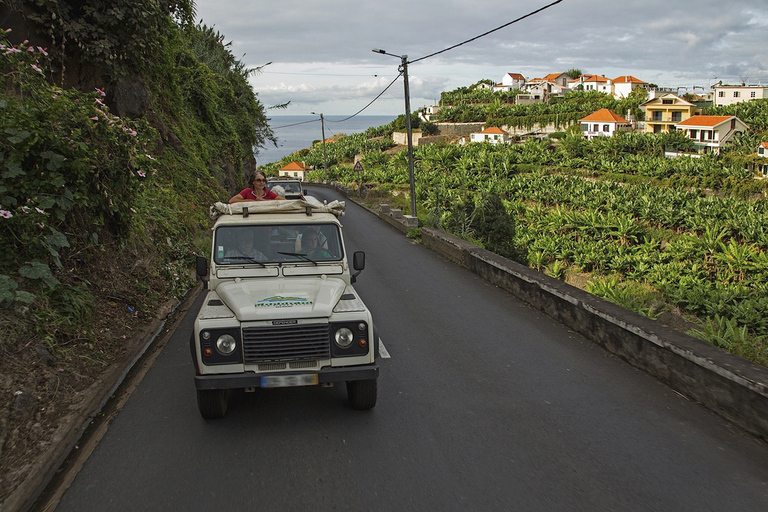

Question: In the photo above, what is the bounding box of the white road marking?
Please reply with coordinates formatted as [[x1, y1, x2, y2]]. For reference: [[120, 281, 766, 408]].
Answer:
[[378, 338, 391, 358]]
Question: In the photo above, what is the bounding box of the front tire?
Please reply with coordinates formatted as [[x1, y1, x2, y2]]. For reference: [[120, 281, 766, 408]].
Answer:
[[346, 379, 377, 410], [197, 389, 229, 419]]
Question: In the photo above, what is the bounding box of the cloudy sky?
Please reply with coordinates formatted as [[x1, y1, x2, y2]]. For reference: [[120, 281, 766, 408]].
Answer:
[[194, 0, 767, 116]]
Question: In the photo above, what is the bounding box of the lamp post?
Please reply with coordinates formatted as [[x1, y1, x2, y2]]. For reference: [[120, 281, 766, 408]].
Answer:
[[311, 112, 329, 183], [372, 48, 417, 217]]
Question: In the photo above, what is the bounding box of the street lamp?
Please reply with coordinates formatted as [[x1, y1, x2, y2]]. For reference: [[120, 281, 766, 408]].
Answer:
[[311, 112, 329, 183], [372, 48, 417, 217]]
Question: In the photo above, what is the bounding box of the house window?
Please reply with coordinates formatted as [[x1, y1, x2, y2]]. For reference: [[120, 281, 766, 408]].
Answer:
[[672, 112, 682, 122], [759, 147, 765, 155], [652, 112, 663, 121], [662, 99, 673, 104], [718, 91, 724, 97], [603, 125, 610, 132], [593, 124, 599, 132], [733, 91, 740, 98], [580, 123, 588, 131], [751, 92, 756, 98]]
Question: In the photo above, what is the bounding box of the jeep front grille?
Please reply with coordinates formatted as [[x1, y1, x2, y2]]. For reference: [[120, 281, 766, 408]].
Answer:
[[242, 324, 329, 363]]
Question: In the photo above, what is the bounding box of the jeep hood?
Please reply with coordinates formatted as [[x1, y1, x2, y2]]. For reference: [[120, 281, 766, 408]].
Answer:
[[216, 278, 346, 321]]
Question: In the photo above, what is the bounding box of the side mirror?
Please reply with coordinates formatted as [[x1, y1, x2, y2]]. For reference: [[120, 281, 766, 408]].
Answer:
[[196, 256, 208, 288], [353, 251, 365, 271], [351, 251, 365, 283]]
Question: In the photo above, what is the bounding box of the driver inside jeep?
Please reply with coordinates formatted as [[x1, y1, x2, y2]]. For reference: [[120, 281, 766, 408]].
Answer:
[[300, 227, 333, 259]]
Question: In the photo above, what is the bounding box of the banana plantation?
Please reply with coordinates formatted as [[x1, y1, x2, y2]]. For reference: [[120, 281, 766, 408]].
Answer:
[[264, 101, 768, 366]]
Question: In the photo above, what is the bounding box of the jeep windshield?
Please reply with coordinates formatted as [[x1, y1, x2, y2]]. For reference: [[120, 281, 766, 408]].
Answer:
[[214, 223, 343, 265]]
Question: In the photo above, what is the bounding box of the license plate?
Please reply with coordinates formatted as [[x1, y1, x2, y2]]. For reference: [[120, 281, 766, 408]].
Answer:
[[260, 374, 319, 388]]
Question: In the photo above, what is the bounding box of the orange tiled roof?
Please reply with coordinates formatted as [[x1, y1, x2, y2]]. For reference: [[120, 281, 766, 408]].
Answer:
[[613, 75, 647, 84], [505, 73, 525, 80], [579, 108, 628, 123], [543, 72, 565, 81], [480, 127, 507, 134], [676, 115, 734, 127], [758, 142, 768, 150], [582, 74, 610, 83], [280, 161, 307, 171]]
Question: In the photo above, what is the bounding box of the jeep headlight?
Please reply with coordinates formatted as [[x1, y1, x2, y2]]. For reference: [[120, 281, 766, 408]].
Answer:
[[334, 327, 354, 348], [216, 334, 237, 355]]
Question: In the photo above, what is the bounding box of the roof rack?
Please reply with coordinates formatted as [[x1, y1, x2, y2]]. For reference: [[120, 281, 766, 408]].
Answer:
[[209, 198, 345, 219]]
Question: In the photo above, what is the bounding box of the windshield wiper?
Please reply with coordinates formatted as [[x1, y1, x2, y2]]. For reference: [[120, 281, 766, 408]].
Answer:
[[224, 256, 266, 267], [278, 252, 318, 265]]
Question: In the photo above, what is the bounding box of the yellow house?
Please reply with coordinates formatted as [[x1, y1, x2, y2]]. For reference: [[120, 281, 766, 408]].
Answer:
[[639, 94, 700, 134]]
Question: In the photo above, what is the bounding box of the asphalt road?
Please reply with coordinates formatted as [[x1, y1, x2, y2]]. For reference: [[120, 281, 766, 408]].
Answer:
[[54, 186, 768, 511]]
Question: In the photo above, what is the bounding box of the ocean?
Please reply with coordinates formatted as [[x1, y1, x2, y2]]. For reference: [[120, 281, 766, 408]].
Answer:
[[257, 115, 397, 165]]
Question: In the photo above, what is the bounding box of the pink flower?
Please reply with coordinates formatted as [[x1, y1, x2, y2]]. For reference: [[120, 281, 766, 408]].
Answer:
[[145, 154, 155, 160], [27, 46, 34, 52], [5, 29, 11, 33], [30, 64, 42, 73], [37, 222, 44, 228], [137, 170, 146, 178], [90, 116, 99, 121], [95, 88, 106, 97], [35, 207, 44, 214], [0, 210, 12, 219], [37, 46, 48, 56]]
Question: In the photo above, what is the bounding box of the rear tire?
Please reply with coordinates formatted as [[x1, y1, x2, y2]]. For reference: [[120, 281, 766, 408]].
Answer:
[[197, 389, 229, 419], [346, 379, 377, 410]]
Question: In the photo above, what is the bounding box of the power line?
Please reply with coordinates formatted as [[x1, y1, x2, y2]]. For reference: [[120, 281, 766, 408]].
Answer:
[[410, 0, 565, 65]]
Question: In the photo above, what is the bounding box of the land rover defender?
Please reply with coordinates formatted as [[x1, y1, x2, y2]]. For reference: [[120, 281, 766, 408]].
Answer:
[[191, 199, 378, 418]]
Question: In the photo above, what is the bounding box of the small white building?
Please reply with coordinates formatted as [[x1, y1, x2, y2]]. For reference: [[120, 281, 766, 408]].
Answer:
[[470, 126, 510, 144], [753, 142, 768, 177], [279, 161, 308, 180], [579, 109, 632, 139], [713, 84, 768, 106], [611, 75, 648, 98], [501, 72, 526, 90], [674, 115, 749, 155]]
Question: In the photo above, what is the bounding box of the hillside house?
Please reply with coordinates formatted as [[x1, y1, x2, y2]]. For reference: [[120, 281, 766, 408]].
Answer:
[[674, 115, 748, 155], [753, 142, 768, 177], [570, 74, 611, 94], [420, 105, 441, 122], [640, 94, 699, 133], [579, 109, 632, 139], [524, 76, 568, 99], [612, 75, 648, 98], [499, 72, 526, 90], [713, 84, 768, 107], [470, 126, 510, 144], [279, 161, 308, 180]]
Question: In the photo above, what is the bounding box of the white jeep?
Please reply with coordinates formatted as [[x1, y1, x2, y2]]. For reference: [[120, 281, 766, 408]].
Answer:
[[192, 199, 378, 418]]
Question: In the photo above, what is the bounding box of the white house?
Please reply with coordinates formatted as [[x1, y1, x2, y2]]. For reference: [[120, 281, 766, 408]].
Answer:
[[579, 109, 632, 139], [279, 161, 308, 180], [753, 142, 768, 177], [612, 75, 648, 98], [569, 74, 612, 94], [501, 72, 526, 90], [713, 84, 768, 106], [470, 126, 510, 144], [674, 115, 749, 155]]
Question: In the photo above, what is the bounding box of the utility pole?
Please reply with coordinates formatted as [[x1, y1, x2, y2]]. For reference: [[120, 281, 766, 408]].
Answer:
[[312, 112, 329, 183], [372, 49, 417, 218]]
